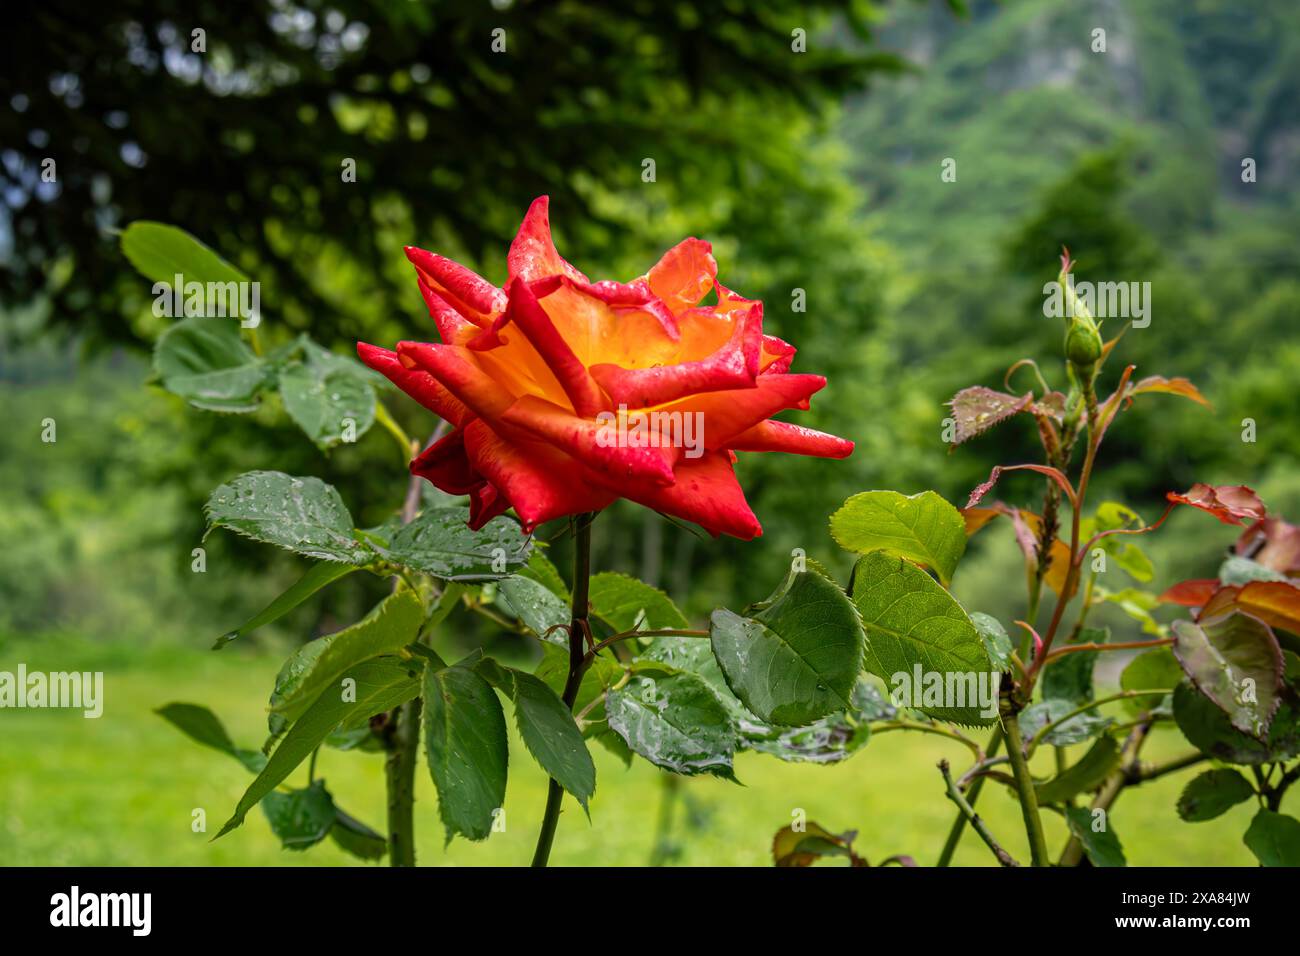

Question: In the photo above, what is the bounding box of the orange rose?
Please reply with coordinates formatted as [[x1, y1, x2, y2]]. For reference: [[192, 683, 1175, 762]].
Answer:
[[358, 197, 851, 539]]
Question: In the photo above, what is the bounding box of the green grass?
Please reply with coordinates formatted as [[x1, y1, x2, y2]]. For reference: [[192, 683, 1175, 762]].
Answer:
[[0, 634, 1277, 867]]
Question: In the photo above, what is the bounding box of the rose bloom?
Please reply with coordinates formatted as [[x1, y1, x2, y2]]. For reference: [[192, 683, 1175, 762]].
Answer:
[[358, 197, 852, 539]]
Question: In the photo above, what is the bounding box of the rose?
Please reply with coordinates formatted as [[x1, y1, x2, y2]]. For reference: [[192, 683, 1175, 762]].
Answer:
[[358, 196, 852, 539]]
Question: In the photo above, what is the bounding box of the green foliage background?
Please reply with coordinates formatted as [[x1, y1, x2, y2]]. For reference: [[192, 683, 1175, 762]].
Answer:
[[2, 0, 1298, 864]]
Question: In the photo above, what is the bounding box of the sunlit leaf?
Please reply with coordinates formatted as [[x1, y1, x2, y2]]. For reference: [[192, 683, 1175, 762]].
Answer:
[[830, 490, 966, 585]]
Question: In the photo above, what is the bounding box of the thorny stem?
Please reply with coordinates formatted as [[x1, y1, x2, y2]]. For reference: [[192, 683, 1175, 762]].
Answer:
[[936, 727, 1003, 866], [384, 422, 447, 867], [1002, 701, 1049, 866], [938, 760, 1019, 867], [531, 512, 597, 867]]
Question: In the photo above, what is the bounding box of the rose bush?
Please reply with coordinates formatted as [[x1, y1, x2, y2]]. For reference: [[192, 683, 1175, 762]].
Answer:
[[358, 196, 852, 539]]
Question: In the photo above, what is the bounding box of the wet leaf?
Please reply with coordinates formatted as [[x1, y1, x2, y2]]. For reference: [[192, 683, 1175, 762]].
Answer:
[[1172, 611, 1282, 737], [606, 670, 735, 778], [279, 340, 378, 450], [588, 572, 688, 632], [1172, 681, 1300, 765], [946, 386, 1033, 446], [970, 612, 1014, 672], [206, 470, 375, 564], [217, 657, 423, 838], [154, 316, 270, 412], [423, 661, 509, 843], [497, 575, 569, 640], [385, 507, 531, 580], [269, 590, 424, 723], [475, 659, 595, 809], [711, 567, 864, 726], [261, 781, 335, 851], [215, 561, 358, 649]]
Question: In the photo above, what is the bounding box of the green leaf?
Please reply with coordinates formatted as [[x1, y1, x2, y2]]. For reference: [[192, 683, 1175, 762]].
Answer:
[[850, 551, 993, 725], [330, 806, 387, 860], [384, 507, 531, 580], [215, 561, 358, 649], [970, 612, 1013, 672], [1096, 587, 1166, 636], [606, 670, 735, 777], [1020, 698, 1113, 746], [121, 221, 249, 287], [1035, 735, 1120, 804], [1042, 629, 1104, 705], [1113, 543, 1155, 582], [1172, 681, 1300, 765], [710, 568, 865, 726], [1172, 611, 1283, 737], [422, 662, 509, 842], [155, 702, 266, 773], [270, 590, 424, 723], [1177, 769, 1255, 822], [588, 572, 688, 632], [518, 550, 569, 602], [206, 471, 375, 564], [476, 659, 596, 809], [261, 781, 335, 851], [1065, 806, 1126, 867], [497, 575, 570, 641], [1219, 555, 1288, 586], [1120, 648, 1182, 715], [740, 680, 888, 764], [1243, 809, 1300, 866], [154, 316, 269, 412], [278, 340, 378, 450], [535, 643, 623, 727], [830, 490, 966, 585], [217, 656, 422, 839]]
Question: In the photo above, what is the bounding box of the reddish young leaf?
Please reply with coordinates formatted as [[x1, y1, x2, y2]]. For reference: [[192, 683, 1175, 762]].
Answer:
[[1166, 484, 1266, 526], [1237, 518, 1300, 575], [1197, 585, 1240, 622], [1159, 579, 1220, 608], [947, 387, 1033, 446], [1126, 375, 1212, 408], [1236, 582, 1300, 638], [967, 464, 1076, 510]]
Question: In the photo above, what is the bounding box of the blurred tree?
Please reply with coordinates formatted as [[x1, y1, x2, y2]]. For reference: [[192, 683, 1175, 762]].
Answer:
[[1, 0, 909, 349]]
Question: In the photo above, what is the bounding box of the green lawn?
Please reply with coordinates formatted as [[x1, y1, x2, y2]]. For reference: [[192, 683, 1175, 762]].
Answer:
[[0, 634, 1274, 867]]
